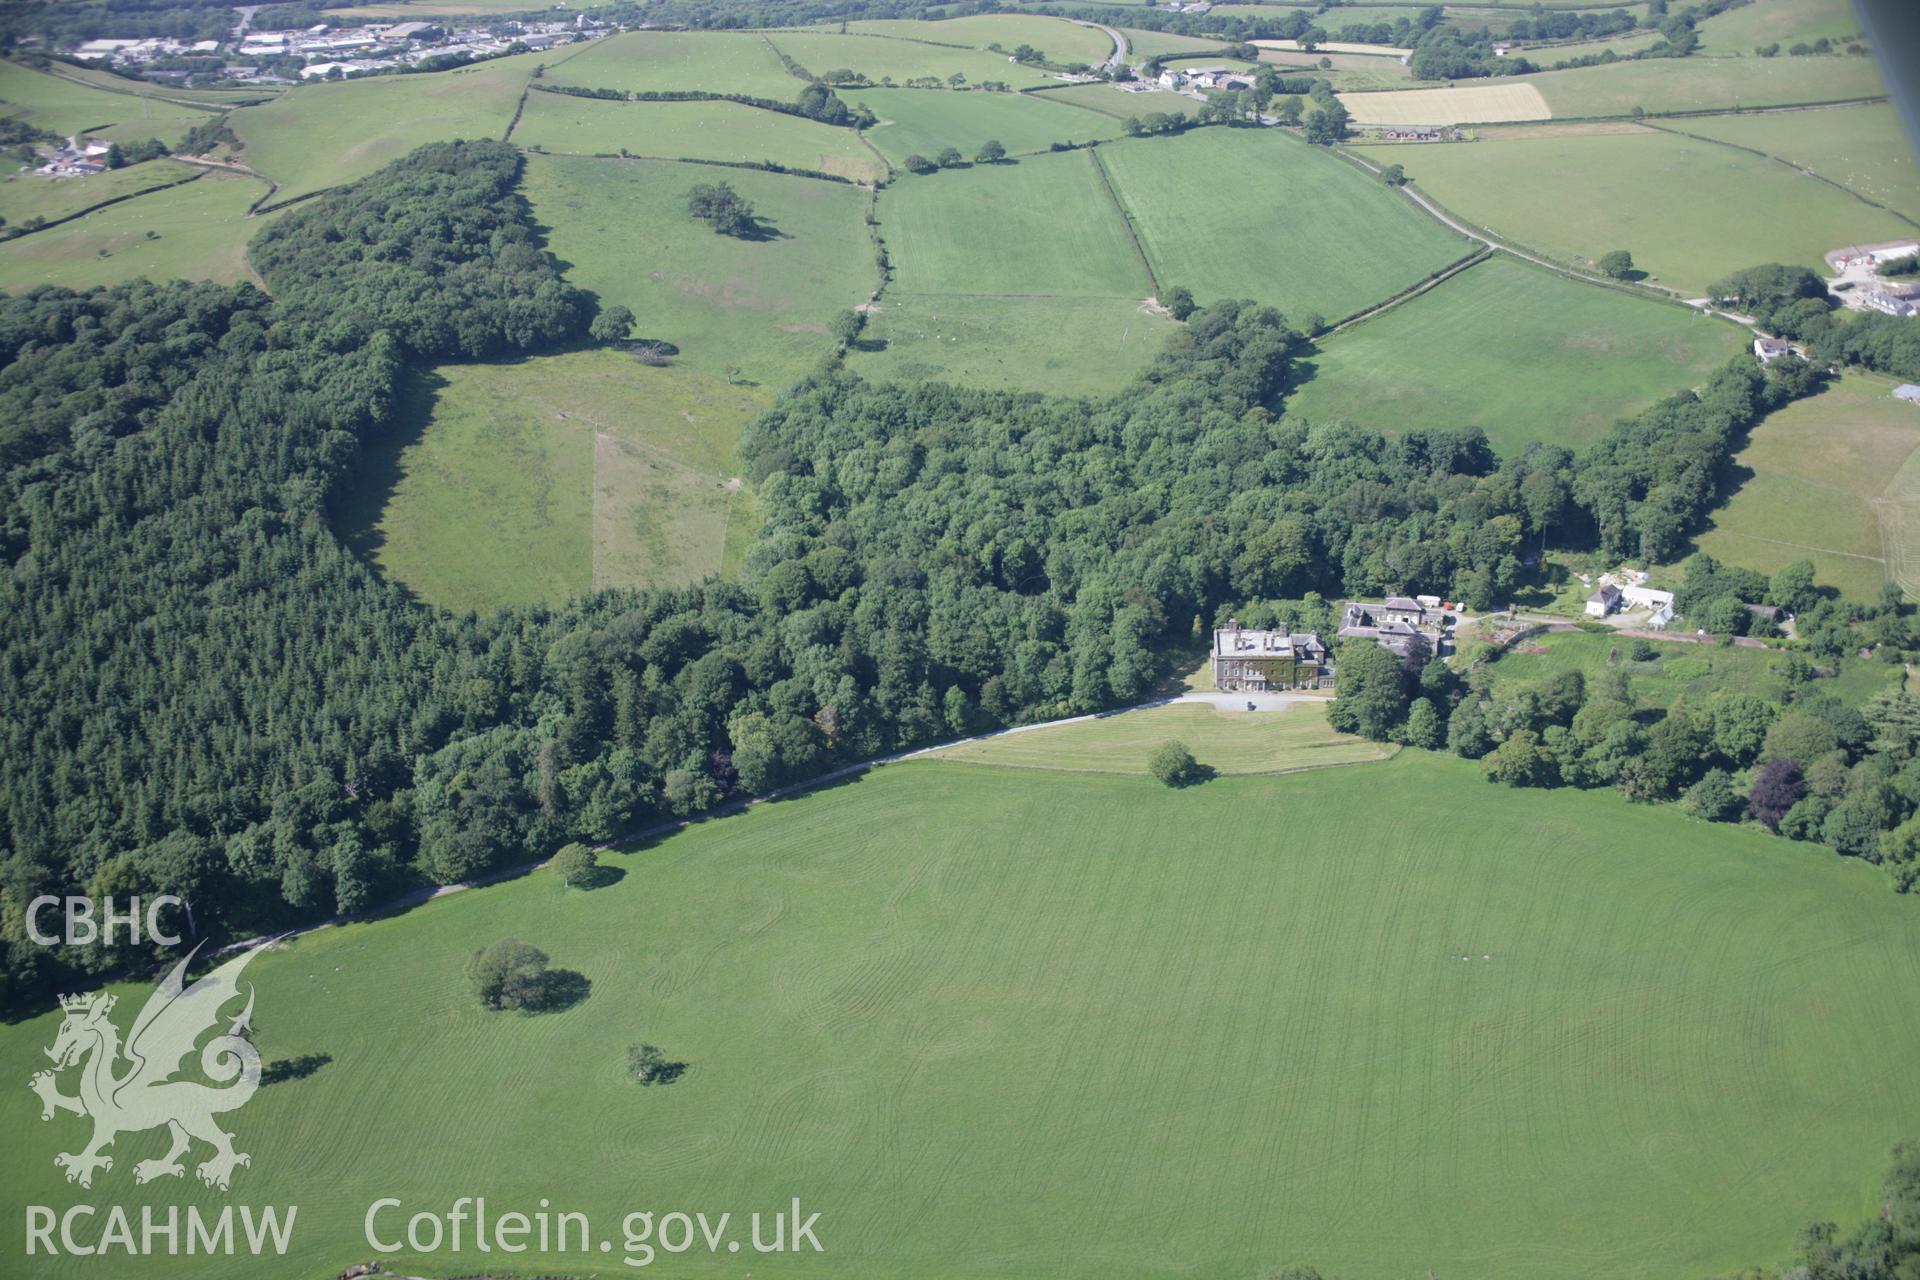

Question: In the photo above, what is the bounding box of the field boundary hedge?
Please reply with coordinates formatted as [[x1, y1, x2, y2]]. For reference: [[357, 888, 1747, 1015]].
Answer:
[[1086, 142, 1162, 296]]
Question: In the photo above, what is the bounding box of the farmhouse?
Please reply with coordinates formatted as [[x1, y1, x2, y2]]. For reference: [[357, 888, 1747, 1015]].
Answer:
[[1585, 583, 1621, 617], [1753, 336, 1794, 362], [1211, 622, 1334, 691]]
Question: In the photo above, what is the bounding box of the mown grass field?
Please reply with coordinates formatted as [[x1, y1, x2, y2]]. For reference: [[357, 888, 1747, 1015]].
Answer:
[[1287, 255, 1748, 454], [843, 15, 1114, 66], [1339, 81, 1552, 125], [1096, 126, 1472, 322], [928, 699, 1393, 773], [880, 147, 1150, 296], [842, 88, 1117, 164], [1675, 103, 1920, 222], [1482, 628, 1904, 708], [0, 168, 273, 292], [6, 753, 1920, 1280], [335, 349, 763, 612], [0, 157, 197, 228], [1519, 54, 1888, 118], [761, 30, 1060, 89], [1680, 372, 1920, 602], [0, 59, 222, 147], [228, 49, 546, 204], [852, 292, 1176, 395], [542, 30, 808, 100], [523, 154, 876, 389], [1370, 127, 1914, 295], [513, 94, 887, 183]]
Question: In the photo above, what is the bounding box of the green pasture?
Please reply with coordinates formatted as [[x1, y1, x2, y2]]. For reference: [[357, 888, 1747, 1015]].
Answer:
[[0, 168, 272, 291], [878, 147, 1150, 297], [0, 60, 220, 147], [1694, 0, 1863, 55], [1096, 125, 1473, 323], [513, 93, 887, 183], [0, 157, 198, 230], [228, 50, 546, 204], [6, 753, 1920, 1279], [760, 30, 1060, 89], [928, 698, 1394, 773], [842, 88, 1118, 164], [1117, 26, 1235, 60], [1287, 255, 1748, 454], [1026, 80, 1191, 119], [1682, 372, 1920, 603], [49, 63, 280, 107], [1674, 103, 1920, 222], [1519, 53, 1889, 118], [524, 154, 876, 389], [334, 349, 764, 613], [542, 30, 807, 100], [851, 291, 1177, 395], [1371, 126, 1914, 295], [842, 15, 1114, 66]]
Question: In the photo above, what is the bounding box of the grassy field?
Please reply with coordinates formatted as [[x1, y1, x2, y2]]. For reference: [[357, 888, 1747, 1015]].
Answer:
[[0, 157, 198, 229], [1482, 628, 1904, 708], [1694, 0, 1863, 55], [761, 30, 1060, 89], [851, 292, 1177, 395], [1117, 26, 1235, 60], [1519, 54, 1888, 118], [0, 59, 222, 147], [523, 154, 876, 389], [512, 94, 888, 183], [335, 349, 764, 613], [1287, 255, 1749, 454], [228, 50, 545, 204], [1367, 128, 1915, 295], [7, 753, 1920, 1279], [542, 30, 808, 100], [1096, 125, 1473, 322], [928, 698, 1394, 773], [0, 168, 272, 291], [843, 88, 1118, 164], [1680, 372, 1920, 603], [1339, 81, 1551, 125], [1674, 103, 1920, 222], [880, 147, 1151, 296], [843, 15, 1114, 66]]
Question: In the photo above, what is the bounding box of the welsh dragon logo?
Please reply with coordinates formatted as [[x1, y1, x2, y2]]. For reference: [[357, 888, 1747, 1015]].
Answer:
[[30, 942, 264, 1191]]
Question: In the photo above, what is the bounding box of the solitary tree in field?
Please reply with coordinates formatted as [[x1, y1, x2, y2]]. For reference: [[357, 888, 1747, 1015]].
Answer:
[[686, 181, 757, 236], [1149, 740, 1202, 787], [1162, 285, 1196, 320], [975, 138, 1006, 163], [469, 939, 551, 1010], [1598, 249, 1635, 279], [550, 842, 598, 888], [589, 305, 634, 345], [936, 146, 965, 168], [904, 152, 937, 174], [1380, 162, 1406, 186]]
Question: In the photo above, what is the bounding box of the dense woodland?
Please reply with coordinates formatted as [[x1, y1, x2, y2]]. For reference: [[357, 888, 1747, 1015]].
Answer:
[[0, 133, 1843, 1008]]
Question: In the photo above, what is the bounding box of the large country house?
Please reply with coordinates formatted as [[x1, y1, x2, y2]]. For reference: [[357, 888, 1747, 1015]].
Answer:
[[1211, 622, 1334, 692]]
